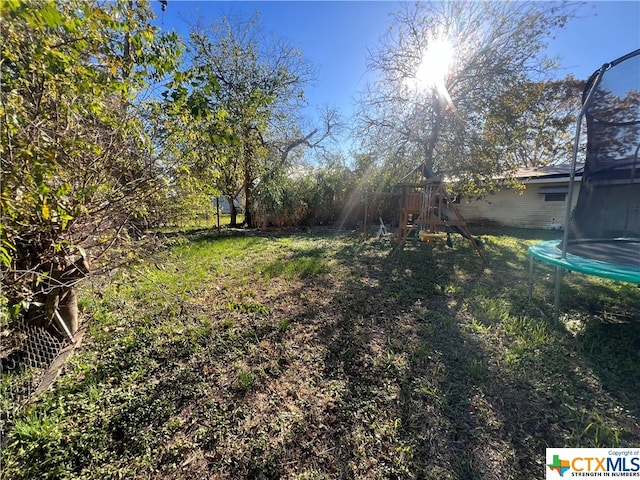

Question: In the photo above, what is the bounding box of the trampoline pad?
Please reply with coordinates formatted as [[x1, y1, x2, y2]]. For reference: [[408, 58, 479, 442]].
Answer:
[[528, 240, 640, 284], [565, 240, 640, 268]]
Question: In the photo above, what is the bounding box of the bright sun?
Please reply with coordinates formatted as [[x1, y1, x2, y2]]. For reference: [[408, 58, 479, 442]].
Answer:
[[407, 36, 455, 109]]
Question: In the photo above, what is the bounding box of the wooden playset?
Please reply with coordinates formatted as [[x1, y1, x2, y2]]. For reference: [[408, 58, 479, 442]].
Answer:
[[394, 164, 484, 257]]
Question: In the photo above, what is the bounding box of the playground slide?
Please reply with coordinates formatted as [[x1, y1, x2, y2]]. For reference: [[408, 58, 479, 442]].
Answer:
[[449, 224, 483, 248], [435, 207, 484, 248]]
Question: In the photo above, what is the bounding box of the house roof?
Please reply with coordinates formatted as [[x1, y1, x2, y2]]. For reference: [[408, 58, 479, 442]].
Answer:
[[399, 162, 584, 187], [515, 163, 584, 182]]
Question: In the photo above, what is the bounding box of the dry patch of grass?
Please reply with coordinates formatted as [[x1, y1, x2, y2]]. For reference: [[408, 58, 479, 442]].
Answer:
[[2, 228, 639, 479]]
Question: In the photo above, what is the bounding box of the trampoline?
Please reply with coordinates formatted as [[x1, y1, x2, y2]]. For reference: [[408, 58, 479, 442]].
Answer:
[[528, 48, 640, 322]]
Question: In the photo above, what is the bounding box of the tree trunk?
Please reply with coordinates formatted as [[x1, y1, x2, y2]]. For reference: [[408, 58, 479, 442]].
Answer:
[[423, 99, 443, 172], [244, 170, 253, 228], [242, 142, 254, 228], [56, 286, 79, 336], [43, 255, 88, 340], [227, 195, 238, 227], [35, 280, 79, 342]]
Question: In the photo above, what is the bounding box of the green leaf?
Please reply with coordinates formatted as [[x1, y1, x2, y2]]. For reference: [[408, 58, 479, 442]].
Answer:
[[0, 246, 13, 268], [39, 4, 64, 29], [35, 272, 49, 288]]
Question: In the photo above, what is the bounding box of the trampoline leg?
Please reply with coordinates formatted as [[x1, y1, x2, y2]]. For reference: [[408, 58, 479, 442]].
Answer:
[[528, 255, 534, 298], [553, 266, 561, 326]]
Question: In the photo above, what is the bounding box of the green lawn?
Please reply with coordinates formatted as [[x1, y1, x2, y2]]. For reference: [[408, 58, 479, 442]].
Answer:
[[2, 227, 639, 479], [155, 213, 246, 233]]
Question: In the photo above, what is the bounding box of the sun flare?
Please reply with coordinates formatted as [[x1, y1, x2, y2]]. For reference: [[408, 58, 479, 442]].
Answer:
[[415, 38, 453, 88], [406, 36, 456, 109]]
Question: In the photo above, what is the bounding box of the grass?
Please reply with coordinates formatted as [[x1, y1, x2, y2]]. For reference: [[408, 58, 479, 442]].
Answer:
[[1, 227, 639, 479], [157, 213, 246, 233]]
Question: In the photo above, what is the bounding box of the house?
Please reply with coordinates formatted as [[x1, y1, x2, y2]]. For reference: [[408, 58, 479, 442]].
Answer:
[[455, 163, 583, 229], [214, 196, 243, 214]]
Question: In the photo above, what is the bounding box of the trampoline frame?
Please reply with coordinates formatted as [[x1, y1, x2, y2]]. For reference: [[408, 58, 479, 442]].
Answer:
[[528, 50, 640, 324], [528, 240, 640, 284]]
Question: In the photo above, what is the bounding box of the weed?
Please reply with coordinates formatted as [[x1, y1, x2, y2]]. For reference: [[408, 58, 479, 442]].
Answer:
[[583, 420, 622, 447], [412, 341, 430, 360], [467, 358, 487, 382], [236, 369, 258, 392], [227, 301, 269, 315], [11, 412, 61, 443], [276, 318, 291, 333]]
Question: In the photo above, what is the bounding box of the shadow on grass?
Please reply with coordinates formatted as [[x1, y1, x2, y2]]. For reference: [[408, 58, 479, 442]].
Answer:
[[315, 241, 518, 478], [582, 318, 640, 401], [529, 258, 640, 423], [316, 232, 640, 477]]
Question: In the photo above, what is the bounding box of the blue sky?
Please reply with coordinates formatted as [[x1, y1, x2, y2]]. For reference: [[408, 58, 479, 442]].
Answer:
[[151, 1, 640, 124]]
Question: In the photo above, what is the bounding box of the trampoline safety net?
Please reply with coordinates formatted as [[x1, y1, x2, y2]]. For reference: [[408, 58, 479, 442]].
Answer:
[[565, 48, 640, 268]]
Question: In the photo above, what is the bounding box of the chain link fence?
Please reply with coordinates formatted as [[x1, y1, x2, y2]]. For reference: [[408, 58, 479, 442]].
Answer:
[[1, 319, 71, 440]]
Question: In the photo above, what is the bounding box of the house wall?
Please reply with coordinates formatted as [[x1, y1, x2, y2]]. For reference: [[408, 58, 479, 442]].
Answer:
[[456, 182, 581, 229], [214, 196, 243, 214]]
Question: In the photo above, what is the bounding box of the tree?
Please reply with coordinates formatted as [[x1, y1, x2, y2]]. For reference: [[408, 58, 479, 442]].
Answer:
[[252, 154, 357, 229], [251, 107, 343, 224], [0, 0, 181, 334], [186, 13, 316, 228], [154, 66, 237, 228], [483, 77, 584, 169], [355, 1, 578, 190]]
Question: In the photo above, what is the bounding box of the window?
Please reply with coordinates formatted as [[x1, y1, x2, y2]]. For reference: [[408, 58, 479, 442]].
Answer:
[[544, 193, 566, 202], [538, 186, 568, 202]]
